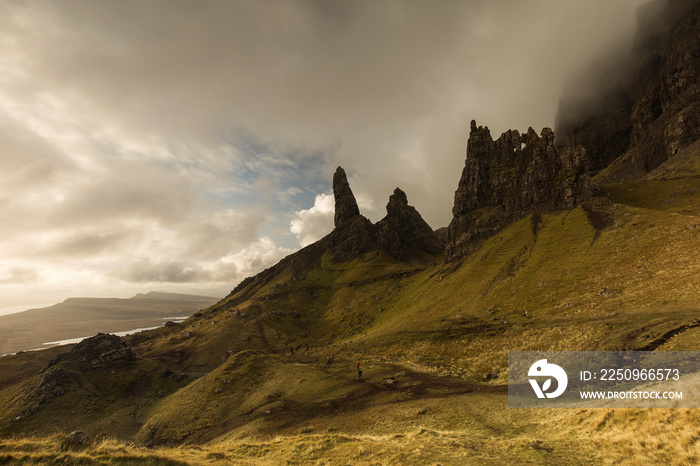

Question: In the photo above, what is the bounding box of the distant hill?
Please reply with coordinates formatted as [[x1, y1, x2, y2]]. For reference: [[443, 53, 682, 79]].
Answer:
[[0, 292, 220, 355]]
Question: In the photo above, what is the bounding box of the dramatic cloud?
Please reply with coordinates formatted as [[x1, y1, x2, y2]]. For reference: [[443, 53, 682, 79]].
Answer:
[[0, 0, 645, 308], [290, 193, 335, 247]]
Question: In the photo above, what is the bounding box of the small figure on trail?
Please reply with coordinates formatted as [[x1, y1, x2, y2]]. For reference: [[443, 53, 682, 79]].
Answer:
[[357, 360, 361, 370], [358, 369, 363, 381]]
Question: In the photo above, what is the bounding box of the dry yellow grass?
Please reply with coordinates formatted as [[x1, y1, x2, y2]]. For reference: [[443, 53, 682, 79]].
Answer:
[[559, 408, 700, 465], [2, 408, 697, 466]]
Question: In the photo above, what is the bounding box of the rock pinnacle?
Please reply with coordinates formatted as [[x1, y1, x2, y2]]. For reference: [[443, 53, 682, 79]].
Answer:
[[333, 166, 360, 228]]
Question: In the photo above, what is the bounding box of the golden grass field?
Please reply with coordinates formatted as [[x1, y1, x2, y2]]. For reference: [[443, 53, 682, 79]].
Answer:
[[1, 406, 698, 465]]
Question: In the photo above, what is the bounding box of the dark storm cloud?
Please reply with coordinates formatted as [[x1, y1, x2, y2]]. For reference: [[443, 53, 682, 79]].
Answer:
[[6, 1, 644, 147]]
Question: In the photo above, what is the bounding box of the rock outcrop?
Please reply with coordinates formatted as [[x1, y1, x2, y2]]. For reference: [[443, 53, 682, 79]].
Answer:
[[10, 367, 79, 422], [69, 431, 92, 448], [325, 214, 379, 262], [46, 333, 135, 369], [11, 334, 137, 424], [445, 121, 591, 260], [333, 167, 361, 227], [328, 173, 443, 262], [376, 188, 443, 260], [556, 0, 700, 181]]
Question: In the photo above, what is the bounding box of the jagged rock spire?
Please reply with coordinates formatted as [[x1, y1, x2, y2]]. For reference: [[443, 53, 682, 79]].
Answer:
[[333, 166, 360, 228], [377, 187, 443, 260], [227, 171, 444, 295], [445, 119, 591, 260], [386, 188, 408, 212]]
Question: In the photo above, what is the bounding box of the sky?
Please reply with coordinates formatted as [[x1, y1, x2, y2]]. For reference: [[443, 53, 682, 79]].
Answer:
[[0, 0, 645, 310]]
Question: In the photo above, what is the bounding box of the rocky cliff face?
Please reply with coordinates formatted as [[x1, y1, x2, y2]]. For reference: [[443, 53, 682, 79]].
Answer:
[[326, 166, 443, 262], [556, 0, 700, 181], [445, 121, 591, 260], [556, 78, 633, 173]]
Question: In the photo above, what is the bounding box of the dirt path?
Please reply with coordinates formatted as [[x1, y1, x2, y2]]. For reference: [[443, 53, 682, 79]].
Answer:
[[633, 319, 700, 351]]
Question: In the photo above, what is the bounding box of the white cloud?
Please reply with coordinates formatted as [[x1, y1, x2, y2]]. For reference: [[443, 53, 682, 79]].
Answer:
[[290, 193, 334, 247]]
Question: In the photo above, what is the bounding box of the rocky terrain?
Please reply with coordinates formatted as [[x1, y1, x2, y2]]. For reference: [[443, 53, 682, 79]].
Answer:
[[328, 166, 444, 261]]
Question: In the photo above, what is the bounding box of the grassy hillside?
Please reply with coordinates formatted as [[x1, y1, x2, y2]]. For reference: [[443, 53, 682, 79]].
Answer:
[[0, 173, 698, 464], [0, 408, 698, 464]]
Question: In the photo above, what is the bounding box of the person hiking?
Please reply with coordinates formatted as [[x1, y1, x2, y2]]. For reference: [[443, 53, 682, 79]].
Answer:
[[358, 368, 363, 381]]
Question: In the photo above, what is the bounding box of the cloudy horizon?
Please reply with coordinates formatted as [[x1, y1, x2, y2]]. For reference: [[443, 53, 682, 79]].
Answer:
[[0, 0, 645, 310]]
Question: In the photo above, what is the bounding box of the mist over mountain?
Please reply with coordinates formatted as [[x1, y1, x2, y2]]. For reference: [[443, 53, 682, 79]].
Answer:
[[556, 0, 700, 180]]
